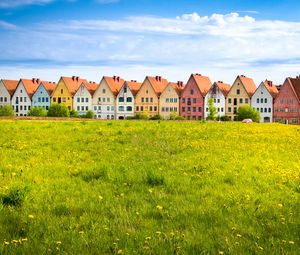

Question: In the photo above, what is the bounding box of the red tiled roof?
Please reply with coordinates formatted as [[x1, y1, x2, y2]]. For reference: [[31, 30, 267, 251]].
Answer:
[[20, 79, 40, 99], [263, 80, 279, 98], [191, 73, 212, 96], [61, 76, 88, 95], [215, 81, 231, 97], [127, 80, 142, 96], [167, 81, 185, 96], [103, 76, 125, 96], [147, 76, 169, 96], [238, 75, 257, 96], [85, 81, 98, 96], [41, 81, 56, 95], [288, 77, 300, 101], [2, 79, 19, 97]]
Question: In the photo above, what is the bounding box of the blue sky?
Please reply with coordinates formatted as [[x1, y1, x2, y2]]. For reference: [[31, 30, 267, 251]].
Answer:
[[1, 0, 300, 84]]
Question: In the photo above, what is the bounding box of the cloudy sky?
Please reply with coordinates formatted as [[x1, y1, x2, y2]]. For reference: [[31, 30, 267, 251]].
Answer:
[[0, 0, 300, 85]]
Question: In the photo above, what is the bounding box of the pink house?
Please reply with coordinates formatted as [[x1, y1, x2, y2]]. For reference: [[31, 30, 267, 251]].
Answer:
[[273, 76, 300, 124], [180, 73, 212, 120]]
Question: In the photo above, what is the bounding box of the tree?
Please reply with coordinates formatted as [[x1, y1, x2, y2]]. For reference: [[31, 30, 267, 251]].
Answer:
[[28, 107, 47, 117], [47, 104, 70, 117], [207, 98, 217, 120], [0, 105, 15, 116], [81, 110, 94, 119], [69, 110, 79, 118], [237, 105, 260, 122]]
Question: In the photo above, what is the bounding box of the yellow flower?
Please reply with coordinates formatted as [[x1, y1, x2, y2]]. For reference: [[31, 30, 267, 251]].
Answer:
[[98, 195, 103, 200], [258, 246, 264, 250], [219, 251, 224, 255], [155, 231, 161, 235], [4, 241, 9, 245], [156, 205, 163, 210], [21, 238, 28, 242], [145, 236, 151, 241], [289, 241, 295, 245], [12, 240, 18, 244], [236, 234, 242, 238], [79, 231, 84, 235], [117, 249, 123, 254], [56, 241, 62, 245], [278, 203, 283, 208], [148, 188, 153, 193], [28, 215, 34, 219]]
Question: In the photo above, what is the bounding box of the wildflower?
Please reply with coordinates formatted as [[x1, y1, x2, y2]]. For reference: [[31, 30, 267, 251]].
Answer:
[[98, 195, 103, 200], [148, 188, 153, 194], [113, 242, 117, 246], [79, 231, 84, 235], [282, 240, 286, 243], [145, 236, 151, 241], [117, 249, 123, 254], [258, 246, 264, 250], [12, 240, 18, 244], [4, 241, 9, 245], [126, 233, 130, 236], [28, 215, 34, 219], [156, 205, 163, 210], [56, 241, 62, 245], [104, 227, 109, 231], [21, 238, 28, 242], [236, 234, 242, 238], [219, 251, 224, 255], [135, 212, 139, 215], [120, 193, 124, 197], [289, 241, 295, 245], [278, 203, 283, 208], [155, 231, 161, 235]]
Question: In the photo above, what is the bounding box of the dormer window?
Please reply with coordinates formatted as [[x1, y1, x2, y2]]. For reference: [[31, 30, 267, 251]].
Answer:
[[190, 89, 194, 95]]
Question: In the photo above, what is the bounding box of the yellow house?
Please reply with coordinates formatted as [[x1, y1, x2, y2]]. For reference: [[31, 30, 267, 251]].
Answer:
[[226, 75, 256, 120], [159, 81, 184, 119], [52, 76, 87, 110], [135, 76, 168, 117]]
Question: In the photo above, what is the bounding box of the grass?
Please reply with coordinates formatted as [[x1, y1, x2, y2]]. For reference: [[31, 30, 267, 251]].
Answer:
[[0, 120, 299, 254]]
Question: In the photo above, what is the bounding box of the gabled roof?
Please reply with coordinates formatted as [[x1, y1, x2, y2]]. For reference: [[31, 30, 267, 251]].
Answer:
[[238, 75, 256, 97], [103, 76, 125, 96], [288, 77, 300, 101], [40, 81, 56, 95], [1, 79, 19, 97], [19, 78, 40, 99], [146, 76, 169, 96], [191, 73, 212, 96], [215, 81, 231, 97], [85, 81, 98, 96], [262, 80, 279, 98], [164, 81, 185, 96], [60, 76, 88, 95], [126, 80, 142, 96]]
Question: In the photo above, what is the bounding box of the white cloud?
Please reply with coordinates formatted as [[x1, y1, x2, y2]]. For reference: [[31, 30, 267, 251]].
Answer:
[[0, 20, 16, 29], [0, 0, 54, 8], [0, 12, 300, 84]]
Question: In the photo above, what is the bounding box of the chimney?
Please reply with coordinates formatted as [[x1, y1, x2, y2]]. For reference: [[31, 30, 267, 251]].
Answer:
[[76, 77, 79, 82], [117, 76, 120, 82], [32, 78, 35, 83], [36, 79, 40, 84], [72, 76, 75, 81]]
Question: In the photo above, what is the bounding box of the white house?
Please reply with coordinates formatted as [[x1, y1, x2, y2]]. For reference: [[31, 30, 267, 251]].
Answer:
[[116, 80, 141, 119], [92, 76, 124, 119], [0, 79, 18, 107], [251, 80, 279, 122], [204, 81, 231, 119], [11, 79, 40, 116], [32, 81, 56, 110], [74, 81, 97, 115]]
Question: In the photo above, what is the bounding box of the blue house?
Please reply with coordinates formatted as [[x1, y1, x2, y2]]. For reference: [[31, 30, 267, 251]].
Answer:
[[32, 81, 56, 110]]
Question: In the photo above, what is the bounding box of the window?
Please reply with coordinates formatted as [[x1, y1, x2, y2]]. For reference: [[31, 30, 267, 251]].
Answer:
[[237, 89, 240, 95], [86, 106, 88, 111], [102, 89, 106, 93], [239, 98, 243, 104], [150, 98, 153, 103], [150, 106, 153, 111], [127, 106, 132, 111], [257, 98, 259, 103], [38, 97, 41, 102], [98, 106, 101, 110], [107, 106, 110, 111], [94, 106, 97, 111], [4, 97, 7, 102], [198, 107, 202, 112], [61, 89, 63, 94], [146, 97, 149, 103], [119, 97, 124, 102], [46, 98, 49, 102], [182, 107, 185, 112], [77, 98, 80, 103], [193, 107, 196, 112], [20, 89, 23, 93], [265, 98, 267, 103], [154, 106, 157, 111], [182, 98, 185, 103], [166, 98, 169, 103], [187, 98, 191, 105], [98, 97, 101, 102], [107, 115, 110, 119], [190, 89, 194, 95], [77, 106, 80, 111], [166, 107, 169, 112], [268, 108, 271, 113], [261, 108, 263, 113], [141, 97, 144, 103], [206, 107, 209, 112], [290, 98, 293, 104], [80, 98, 84, 103], [124, 87, 127, 93], [86, 98, 89, 103], [228, 98, 232, 104], [24, 97, 27, 102], [24, 106, 27, 110], [193, 98, 196, 103], [119, 106, 124, 111], [174, 107, 177, 111], [217, 99, 220, 103], [228, 107, 231, 112], [63, 98, 66, 103], [20, 97, 23, 102], [103, 98, 106, 102], [234, 107, 237, 114], [53, 98, 57, 102], [264, 108, 267, 113], [107, 98, 110, 102], [174, 98, 178, 103], [81, 106, 84, 111], [221, 108, 224, 112], [20, 105, 23, 110], [111, 115, 114, 119], [170, 98, 173, 103], [280, 98, 284, 104], [136, 106, 139, 111], [260, 98, 263, 103], [245, 99, 249, 104], [42, 97, 45, 103], [0, 97, 2, 102], [187, 107, 191, 112], [141, 106, 144, 111], [127, 97, 132, 102]]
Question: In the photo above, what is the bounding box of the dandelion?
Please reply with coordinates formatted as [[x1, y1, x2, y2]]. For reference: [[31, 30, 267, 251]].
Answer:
[[21, 238, 28, 242], [135, 211, 139, 215], [148, 188, 153, 194], [28, 214, 34, 219], [236, 234, 242, 238], [278, 203, 283, 208], [120, 193, 124, 197], [289, 241, 295, 245], [156, 205, 163, 210], [258, 246, 264, 250], [56, 241, 62, 245], [12, 240, 18, 244], [98, 195, 103, 200], [104, 227, 109, 231], [155, 231, 161, 235], [117, 249, 123, 254], [145, 236, 151, 241], [79, 231, 84, 235], [219, 251, 224, 255], [4, 241, 9, 245]]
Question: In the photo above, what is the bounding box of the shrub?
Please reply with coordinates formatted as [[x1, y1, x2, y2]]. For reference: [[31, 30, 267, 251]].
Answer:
[[207, 98, 217, 120], [150, 114, 163, 120], [47, 104, 70, 117], [146, 171, 164, 186], [1, 185, 29, 207], [81, 110, 94, 119], [130, 113, 149, 120], [237, 106, 260, 122], [28, 106, 47, 117], [175, 115, 185, 120], [0, 105, 15, 116], [220, 115, 231, 121], [69, 110, 79, 118]]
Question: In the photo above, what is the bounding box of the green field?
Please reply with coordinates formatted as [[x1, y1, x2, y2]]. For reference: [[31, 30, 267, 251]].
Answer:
[[0, 120, 299, 254]]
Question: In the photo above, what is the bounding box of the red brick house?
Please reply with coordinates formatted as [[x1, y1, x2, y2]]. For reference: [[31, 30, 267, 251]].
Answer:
[[273, 76, 300, 124], [180, 73, 212, 120]]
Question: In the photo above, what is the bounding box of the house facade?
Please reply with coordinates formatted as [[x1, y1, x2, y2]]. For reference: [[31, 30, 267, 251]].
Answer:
[[116, 80, 141, 119], [273, 76, 300, 124], [92, 76, 124, 119], [74, 82, 97, 115], [226, 75, 256, 120], [11, 79, 40, 116], [251, 80, 278, 123], [180, 73, 212, 120], [52, 76, 87, 111], [159, 81, 184, 119], [135, 76, 168, 117], [204, 81, 230, 119], [32, 81, 56, 110], [0, 79, 18, 107]]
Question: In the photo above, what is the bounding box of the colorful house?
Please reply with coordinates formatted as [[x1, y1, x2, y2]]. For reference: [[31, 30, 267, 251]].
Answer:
[[92, 76, 125, 119], [116, 80, 141, 119], [159, 81, 184, 119], [180, 73, 212, 120], [32, 81, 56, 110], [74, 81, 97, 116], [204, 81, 231, 119], [52, 76, 87, 111], [0, 79, 18, 107], [135, 76, 168, 117], [251, 80, 279, 123], [273, 76, 300, 124], [226, 75, 256, 120], [11, 78, 40, 116]]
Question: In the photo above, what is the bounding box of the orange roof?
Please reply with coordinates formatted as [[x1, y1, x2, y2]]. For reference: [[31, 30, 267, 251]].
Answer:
[[2, 79, 18, 97], [103, 76, 125, 96], [215, 81, 231, 97], [146, 76, 169, 96], [85, 81, 98, 96], [288, 77, 300, 101], [61, 76, 88, 95], [166, 81, 185, 96], [41, 81, 56, 95], [20, 79, 40, 99], [191, 73, 212, 96], [263, 80, 279, 98], [238, 75, 257, 96], [127, 80, 142, 96]]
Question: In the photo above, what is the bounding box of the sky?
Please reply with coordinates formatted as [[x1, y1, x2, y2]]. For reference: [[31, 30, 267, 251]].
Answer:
[[0, 0, 300, 85]]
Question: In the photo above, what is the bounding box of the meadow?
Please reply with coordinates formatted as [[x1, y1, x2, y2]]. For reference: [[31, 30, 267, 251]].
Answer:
[[0, 120, 299, 255]]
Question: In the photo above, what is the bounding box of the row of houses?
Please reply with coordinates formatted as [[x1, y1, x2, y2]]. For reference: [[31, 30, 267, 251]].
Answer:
[[0, 74, 300, 123]]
